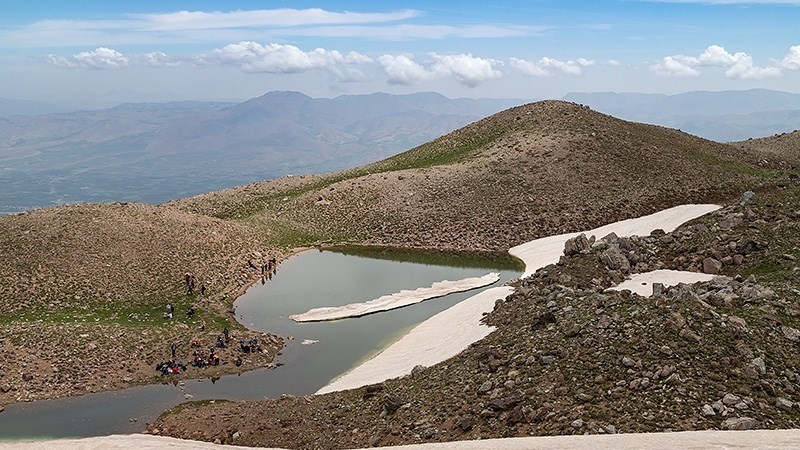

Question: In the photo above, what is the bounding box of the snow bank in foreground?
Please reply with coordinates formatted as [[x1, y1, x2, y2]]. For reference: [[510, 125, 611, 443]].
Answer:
[[316, 286, 514, 394], [289, 273, 500, 322], [607, 269, 717, 297], [6, 428, 800, 449]]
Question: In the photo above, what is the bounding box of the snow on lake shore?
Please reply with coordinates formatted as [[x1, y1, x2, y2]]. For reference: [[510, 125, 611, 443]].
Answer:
[[289, 273, 500, 322]]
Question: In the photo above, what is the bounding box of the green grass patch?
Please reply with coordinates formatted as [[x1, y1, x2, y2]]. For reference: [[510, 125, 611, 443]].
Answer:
[[323, 244, 525, 271]]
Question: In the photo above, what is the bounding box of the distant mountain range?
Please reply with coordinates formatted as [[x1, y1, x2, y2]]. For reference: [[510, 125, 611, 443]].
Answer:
[[1, 88, 798, 214], [0, 91, 523, 213]]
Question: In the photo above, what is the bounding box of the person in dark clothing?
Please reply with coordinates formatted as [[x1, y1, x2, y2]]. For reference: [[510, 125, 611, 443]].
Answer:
[[170, 342, 177, 358]]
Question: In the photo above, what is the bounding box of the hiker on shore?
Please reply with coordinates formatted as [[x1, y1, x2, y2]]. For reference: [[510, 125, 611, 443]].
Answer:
[[223, 327, 229, 341], [200, 319, 206, 331], [170, 341, 178, 358], [247, 259, 258, 270], [199, 283, 206, 296], [187, 307, 196, 318]]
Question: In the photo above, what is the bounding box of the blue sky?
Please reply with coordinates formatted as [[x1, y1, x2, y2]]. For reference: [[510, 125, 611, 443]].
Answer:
[[0, 0, 798, 105]]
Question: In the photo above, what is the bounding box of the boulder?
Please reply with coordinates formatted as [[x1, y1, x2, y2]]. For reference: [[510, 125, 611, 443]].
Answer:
[[601, 247, 630, 273], [564, 233, 593, 256], [722, 417, 757, 430], [703, 257, 723, 274]]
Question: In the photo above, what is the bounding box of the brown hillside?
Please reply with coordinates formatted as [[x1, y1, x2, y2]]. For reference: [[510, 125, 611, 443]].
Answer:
[[0, 202, 284, 403], [733, 130, 800, 169], [172, 101, 772, 252]]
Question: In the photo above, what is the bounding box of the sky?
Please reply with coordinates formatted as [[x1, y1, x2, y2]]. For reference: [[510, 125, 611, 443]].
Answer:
[[0, 0, 799, 106]]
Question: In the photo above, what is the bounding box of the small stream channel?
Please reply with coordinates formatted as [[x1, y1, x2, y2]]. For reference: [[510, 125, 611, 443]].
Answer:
[[0, 247, 521, 440]]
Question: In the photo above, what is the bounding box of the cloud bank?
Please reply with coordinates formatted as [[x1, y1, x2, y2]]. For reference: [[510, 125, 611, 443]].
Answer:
[[378, 53, 502, 87], [650, 44, 792, 79], [509, 57, 595, 77]]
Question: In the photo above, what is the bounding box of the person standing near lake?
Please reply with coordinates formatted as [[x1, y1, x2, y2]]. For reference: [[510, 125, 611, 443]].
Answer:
[[170, 341, 177, 358]]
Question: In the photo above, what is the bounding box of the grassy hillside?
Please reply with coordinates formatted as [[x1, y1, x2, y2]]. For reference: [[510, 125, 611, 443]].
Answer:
[[172, 101, 778, 251], [0, 202, 284, 403]]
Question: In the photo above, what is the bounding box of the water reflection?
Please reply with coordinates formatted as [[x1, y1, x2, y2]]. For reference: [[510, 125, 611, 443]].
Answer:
[[0, 248, 520, 440]]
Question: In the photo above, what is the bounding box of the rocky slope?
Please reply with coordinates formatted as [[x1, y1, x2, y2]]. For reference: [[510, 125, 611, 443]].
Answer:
[[0, 99, 794, 412], [172, 101, 779, 253], [733, 130, 800, 169], [151, 178, 800, 449]]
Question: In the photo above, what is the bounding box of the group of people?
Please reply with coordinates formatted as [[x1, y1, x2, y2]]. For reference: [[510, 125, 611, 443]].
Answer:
[[191, 347, 220, 367], [155, 360, 186, 375], [183, 272, 206, 296], [239, 336, 260, 354], [157, 326, 265, 376]]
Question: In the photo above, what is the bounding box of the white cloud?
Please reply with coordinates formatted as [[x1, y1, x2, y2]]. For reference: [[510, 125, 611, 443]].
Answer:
[[1, 8, 545, 48], [133, 8, 419, 30], [378, 54, 436, 85], [649, 55, 701, 77], [509, 56, 594, 77], [780, 45, 800, 69], [378, 53, 502, 87], [203, 41, 371, 76], [48, 47, 130, 69], [138, 51, 182, 68], [607, 59, 622, 66], [651, 44, 782, 79], [429, 53, 502, 87]]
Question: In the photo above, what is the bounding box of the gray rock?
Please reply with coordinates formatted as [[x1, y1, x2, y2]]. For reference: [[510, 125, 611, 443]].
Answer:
[[776, 397, 793, 411], [652, 282, 665, 297], [540, 355, 555, 365], [751, 357, 766, 375], [701, 404, 716, 416], [740, 191, 756, 205], [564, 233, 592, 256], [603, 425, 617, 434], [621, 356, 636, 367], [571, 419, 584, 428], [477, 381, 493, 394], [722, 417, 757, 430], [703, 257, 723, 274], [782, 326, 800, 342], [602, 247, 631, 273], [722, 393, 741, 406]]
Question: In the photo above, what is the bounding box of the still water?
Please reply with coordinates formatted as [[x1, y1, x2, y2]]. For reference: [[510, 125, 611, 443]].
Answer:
[[0, 248, 520, 440]]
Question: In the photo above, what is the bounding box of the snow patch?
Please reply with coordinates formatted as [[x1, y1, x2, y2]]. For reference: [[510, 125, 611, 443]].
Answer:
[[290, 273, 500, 322], [607, 269, 717, 297]]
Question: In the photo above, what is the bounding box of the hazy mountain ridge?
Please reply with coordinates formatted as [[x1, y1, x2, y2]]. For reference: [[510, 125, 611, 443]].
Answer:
[[0, 92, 523, 213]]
